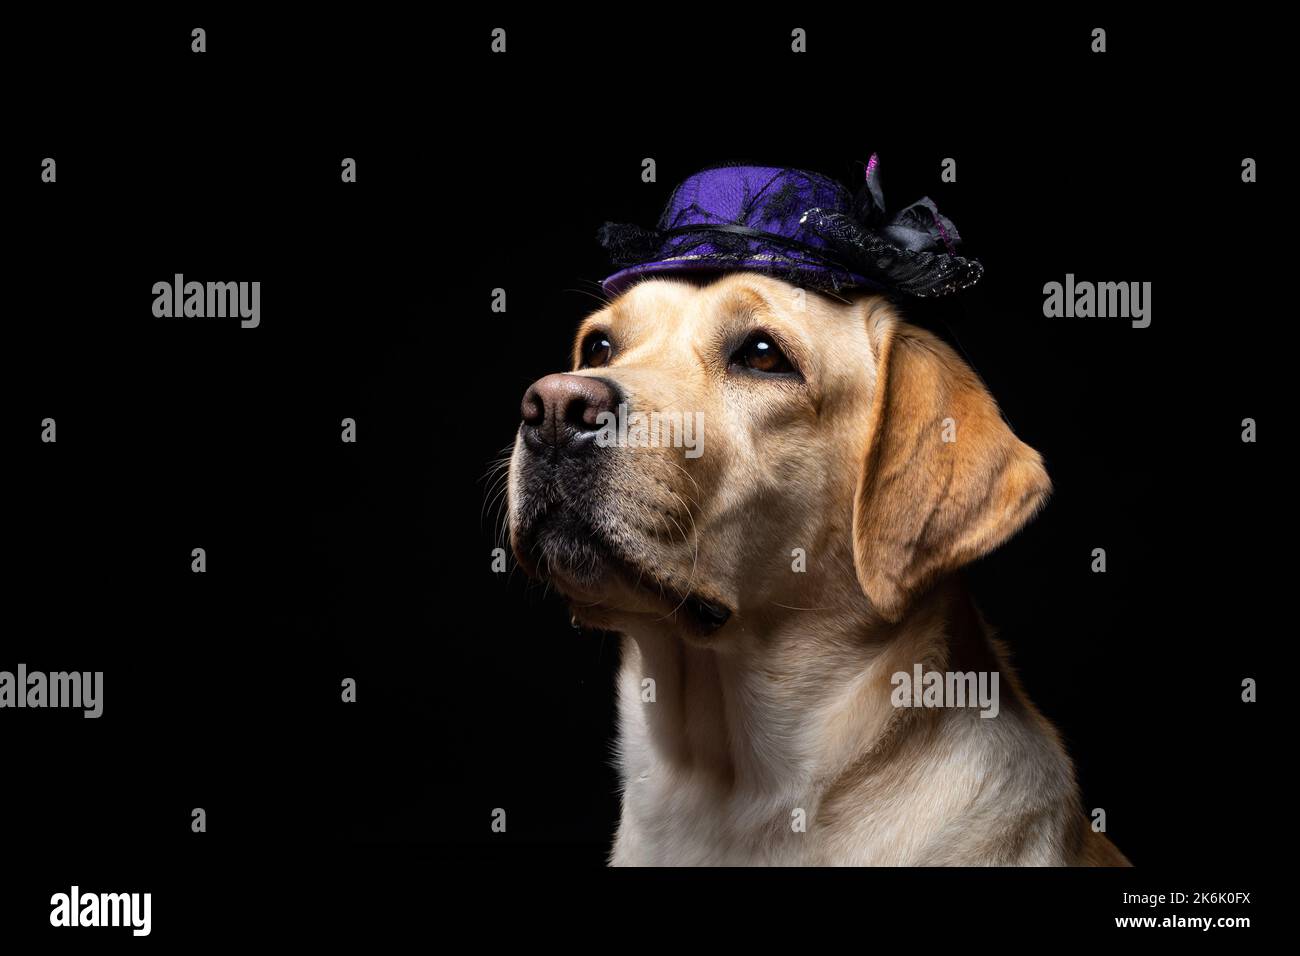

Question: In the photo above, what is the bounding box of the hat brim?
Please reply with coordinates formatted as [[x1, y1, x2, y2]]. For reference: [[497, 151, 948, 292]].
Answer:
[[601, 255, 883, 298]]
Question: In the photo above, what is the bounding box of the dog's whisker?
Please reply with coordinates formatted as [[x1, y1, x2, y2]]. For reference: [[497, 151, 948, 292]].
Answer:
[[486, 491, 512, 548], [664, 512, 688, 548], [661, 490, 702, 622], [664, 460, 703, 506], [563, 286, 616, 308], [479, 447, 516, 529], [481, 472, 510, 527]]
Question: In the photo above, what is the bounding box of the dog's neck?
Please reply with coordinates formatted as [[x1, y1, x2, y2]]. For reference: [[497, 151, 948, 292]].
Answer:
[[616, 579, 985, 798]]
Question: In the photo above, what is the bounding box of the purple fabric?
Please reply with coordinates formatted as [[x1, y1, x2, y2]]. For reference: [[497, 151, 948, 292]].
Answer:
[[601, 166, 878, 295], [597, 162, 984, 299]]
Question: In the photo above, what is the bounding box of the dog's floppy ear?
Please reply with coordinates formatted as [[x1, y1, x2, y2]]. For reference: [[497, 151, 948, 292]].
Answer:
[[851, 307, 1051, 622]]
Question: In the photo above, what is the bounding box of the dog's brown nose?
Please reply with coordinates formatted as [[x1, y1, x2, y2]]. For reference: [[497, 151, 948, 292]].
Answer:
[[521, 373, 619, 450]]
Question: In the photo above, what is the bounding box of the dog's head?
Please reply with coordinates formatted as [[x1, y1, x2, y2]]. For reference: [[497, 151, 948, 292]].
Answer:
[[507, 273, 1049, 638]]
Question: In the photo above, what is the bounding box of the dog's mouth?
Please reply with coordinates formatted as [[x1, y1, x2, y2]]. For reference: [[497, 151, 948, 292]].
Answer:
[[678, 593, 733, 633], [513, 506, 732, 636]]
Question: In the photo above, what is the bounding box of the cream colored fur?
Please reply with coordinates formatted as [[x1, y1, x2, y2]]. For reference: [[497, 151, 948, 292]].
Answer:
[[508, 274, 1130, 867]]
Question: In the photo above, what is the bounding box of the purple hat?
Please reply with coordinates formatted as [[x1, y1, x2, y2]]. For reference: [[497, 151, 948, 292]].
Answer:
[[598, 158, 983, 298]]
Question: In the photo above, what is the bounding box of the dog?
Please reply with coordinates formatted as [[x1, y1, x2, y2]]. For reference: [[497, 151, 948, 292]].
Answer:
[[507, 272, 1131, 866]]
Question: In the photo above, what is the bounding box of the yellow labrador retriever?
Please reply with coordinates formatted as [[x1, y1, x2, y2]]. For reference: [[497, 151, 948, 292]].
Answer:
[[508, 272, 1130, 866]]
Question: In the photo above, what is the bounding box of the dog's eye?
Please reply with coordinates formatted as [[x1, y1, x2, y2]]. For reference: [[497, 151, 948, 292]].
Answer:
[[580, 331, 612, 368], [730, 332, 795, 376]]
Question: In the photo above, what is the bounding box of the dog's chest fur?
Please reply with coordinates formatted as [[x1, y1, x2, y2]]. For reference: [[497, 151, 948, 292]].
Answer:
[[608, 621, 1086, 867]]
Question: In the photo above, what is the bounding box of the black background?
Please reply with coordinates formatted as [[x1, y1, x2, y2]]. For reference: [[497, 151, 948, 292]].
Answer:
[[3, 10, 1280, 943]]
